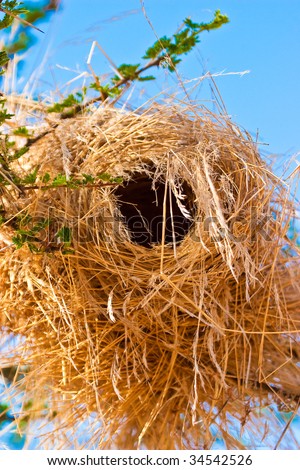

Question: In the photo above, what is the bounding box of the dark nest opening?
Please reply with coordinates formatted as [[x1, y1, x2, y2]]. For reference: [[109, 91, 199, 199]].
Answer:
[[115, 171, 195, 248]]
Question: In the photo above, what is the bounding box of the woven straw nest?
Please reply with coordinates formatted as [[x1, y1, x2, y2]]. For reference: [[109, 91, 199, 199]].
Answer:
[[0, 102, 300, 449]]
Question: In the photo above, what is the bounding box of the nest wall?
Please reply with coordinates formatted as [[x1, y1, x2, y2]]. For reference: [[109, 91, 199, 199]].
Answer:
[[0, 104, 300, 449]]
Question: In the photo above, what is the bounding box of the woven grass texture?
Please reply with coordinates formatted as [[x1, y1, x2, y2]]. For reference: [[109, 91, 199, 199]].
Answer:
[[0, 102, 299, 449]]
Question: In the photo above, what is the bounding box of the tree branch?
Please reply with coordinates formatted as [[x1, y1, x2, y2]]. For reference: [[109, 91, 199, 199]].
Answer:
[[60, 56, 163, 119]]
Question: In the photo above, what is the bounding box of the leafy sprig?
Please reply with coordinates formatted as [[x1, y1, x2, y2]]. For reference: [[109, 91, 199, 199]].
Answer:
[[0, 169, 123, 191], [13, 126, 32, 137], [0, 98, 14, 124], [0, 50, 9, 75], [47, 92, 85, 113], [12, 216, 50, 252], [48, 10, 229, 116], [10, 214, 75, 254], [0, 1, 28, 31], [10, 215, 75, 254]]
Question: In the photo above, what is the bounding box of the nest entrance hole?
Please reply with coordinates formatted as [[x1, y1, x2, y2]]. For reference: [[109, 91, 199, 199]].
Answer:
[[115, 171, 194, 248]]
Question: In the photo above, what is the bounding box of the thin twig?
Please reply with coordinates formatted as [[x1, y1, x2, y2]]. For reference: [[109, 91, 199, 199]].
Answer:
[[0, 181, 122, 191]]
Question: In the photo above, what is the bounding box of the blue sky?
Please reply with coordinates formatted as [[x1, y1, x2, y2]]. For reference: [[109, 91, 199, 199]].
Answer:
[[17, 0, 300, 160]]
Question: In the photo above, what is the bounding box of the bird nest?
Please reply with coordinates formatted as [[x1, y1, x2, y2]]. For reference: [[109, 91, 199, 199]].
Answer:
[[0, 102, 299, 449]]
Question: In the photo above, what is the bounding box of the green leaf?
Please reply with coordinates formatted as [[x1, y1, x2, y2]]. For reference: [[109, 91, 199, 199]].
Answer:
[[13, 126, 30, 137], [23, 400, 33, 411], [12, 234, 25, 249], [142, 11, 229, 71], [117, 63, 140, 80], [138, 75, 155, 82], [183, 18, 201, 31], [0, 403, 9, 414], [19, 415, 29, 430], [203, 10, 230, 31], [41, 173, 51, 183], [17, 212, 32, 226], [11, 174, 21, 184], [96, 173, 123, 184], [66, 177, 81, 188], [4, 139, 15, 150], [10, 146, 29, 161], [97, 172, 112, 182], [22, 165, 39, 184], [89, 81, 102, 92], [172, 30, 199, 54], [32, 218, 50, 231], [184, 10, 229, 34], [0, 108, 14, 125], [82, 173, 95, 184], [56, 226, 72, 245], [111, 176, 123, 184], [107, 86, 122, 97], [12, 215, 50, 252], [143, 36, 171, 59], [0, 1, 22, 30], [51, 173, 67, 186], [15, 229, 33, 236], [0, 50, 9, 72], [47, 94, 81, 113], [90, 83, 121, 98], [27, 243, 40, 253]]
